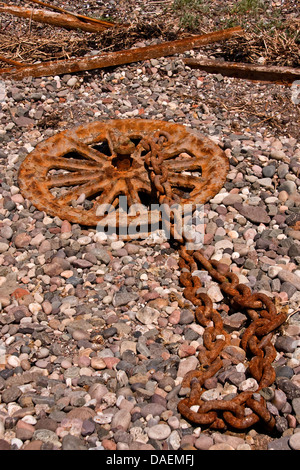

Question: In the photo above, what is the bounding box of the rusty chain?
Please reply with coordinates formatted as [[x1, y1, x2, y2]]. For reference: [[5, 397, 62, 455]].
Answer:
[[141, 132, 287, 432]]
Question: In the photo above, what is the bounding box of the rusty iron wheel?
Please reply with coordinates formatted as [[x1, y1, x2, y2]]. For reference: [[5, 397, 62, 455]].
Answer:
[[18, 119, 229, 229]]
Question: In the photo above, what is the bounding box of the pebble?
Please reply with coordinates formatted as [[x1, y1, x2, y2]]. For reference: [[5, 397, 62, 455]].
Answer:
[[289, 433, 300, 450], [209, 443, 235, 450], [147, 424, 171, 440], [195, 434, 214, 450], [234, 203, 270, 224], [111, 410, 131, 431], [278, 270, 300, 290]]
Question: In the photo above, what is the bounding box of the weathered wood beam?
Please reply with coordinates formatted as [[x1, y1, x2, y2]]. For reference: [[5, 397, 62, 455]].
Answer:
[[184, 57, 300, 83], [0, 27, 243, 81]]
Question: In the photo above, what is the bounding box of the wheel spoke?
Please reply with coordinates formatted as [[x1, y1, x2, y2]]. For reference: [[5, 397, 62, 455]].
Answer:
[[74, 141, 112, 165], [167, 173, 203, 194], [125, 178, 142, 205], [163, 155, 203, 173], [134, 172, 152, 193], [47, 156, 100, 172], [94, 179, 127, 208], [56, 176, 112, 205], [159, 137, 194, 160], [46, 170, 102, 188]]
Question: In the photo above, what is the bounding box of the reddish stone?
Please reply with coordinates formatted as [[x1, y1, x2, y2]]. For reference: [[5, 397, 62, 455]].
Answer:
[[11, 288, 30, 300], [102, 439, 117, 450], [23, 440, 43, 450], [178, 344, 196, 358], [103, 357, 120, 369]]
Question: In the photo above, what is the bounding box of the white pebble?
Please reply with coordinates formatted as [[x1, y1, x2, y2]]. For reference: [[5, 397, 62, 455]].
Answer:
[[236, 363, 246, 373], [201, 388, 221, 401], [67, 77, 78, 87], [43, 216, 53, 225], [11, 438, 23, 449], [77, 236, 92, 245], [7, 355, 21, 368], [111, 240, 125, 250], [228, 230, 239, 239], [22, 415, 37, 425], [29, 302, 42, 314], [148, 424, 171, 440], [239, 378, 259, 392]]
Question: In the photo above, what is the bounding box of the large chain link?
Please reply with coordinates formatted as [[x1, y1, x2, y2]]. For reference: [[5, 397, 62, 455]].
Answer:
[[141, 133, 287, 431]]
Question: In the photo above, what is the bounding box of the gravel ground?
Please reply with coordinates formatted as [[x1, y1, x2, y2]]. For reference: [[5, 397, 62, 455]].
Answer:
[[0, 0, 299, 452]]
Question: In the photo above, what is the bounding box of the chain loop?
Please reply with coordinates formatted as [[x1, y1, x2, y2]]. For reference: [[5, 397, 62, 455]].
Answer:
[[142, 135, 287, 431]]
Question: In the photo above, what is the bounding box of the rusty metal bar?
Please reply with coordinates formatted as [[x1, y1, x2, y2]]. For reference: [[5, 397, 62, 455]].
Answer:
[[184, 57, 300, 84], [0, 26, 243, 80], [0, 3, 114, 33], [0, 55, 25, 67], [24, 0, 117, 28]]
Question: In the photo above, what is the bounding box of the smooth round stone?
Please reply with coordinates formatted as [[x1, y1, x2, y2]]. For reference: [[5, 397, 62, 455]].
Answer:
[[0, 242, 9, 252], [1, 226, 13, 239], [89, 383, 108, 402], [168, 416, 180, 429], [276, 366, 294, 379], [168, 430, 181, 450], [77, 355, 91, 367], [278, 190, 289, 202], [209, 443, 235, 450], [35, 359, 49, 369], [72, 329, 90, 341], [37, 347, 50, 359], [140, 403, 166, 418], [61, 434, 86, 450], [147, 424, 171, 440], [111, 409, 131, 431], [61, 359, 73, 369], [289, 433, 300, 450], [262, 165, 276, 177], [63, 366, 80, 379], [90, 357, 106, 370], [195, 434, 214, 450], [7, 355, 21, 368], [33, 429, 61, 446], [111, 240, 125, 250], [1, 386, 21, 403]]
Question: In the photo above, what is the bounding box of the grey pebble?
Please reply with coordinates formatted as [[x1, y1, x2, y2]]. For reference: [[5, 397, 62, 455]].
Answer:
[[62, 434, 87, 450], [1, 386, 21, 403], [267, 436, 291, 450], [113, 291, 139, 307], [289, 433, 300, 451]]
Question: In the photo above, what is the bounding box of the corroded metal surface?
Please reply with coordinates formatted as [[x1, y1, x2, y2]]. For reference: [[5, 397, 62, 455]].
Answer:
[[1, 27, 242, 80], [177, 246, 287, 431], [142, 132, 287, 431], [18, 119, 229, 228]]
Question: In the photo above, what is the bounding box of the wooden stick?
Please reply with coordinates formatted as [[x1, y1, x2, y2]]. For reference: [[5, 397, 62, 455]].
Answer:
[[184, 57, 300, 84], [24, 0, 116, 27], [0, 3, 114, 33], [0, 27, 243, 81]]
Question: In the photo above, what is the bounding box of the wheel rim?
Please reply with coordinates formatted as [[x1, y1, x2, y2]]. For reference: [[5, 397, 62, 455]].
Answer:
[[18, 119, 229, 231]]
